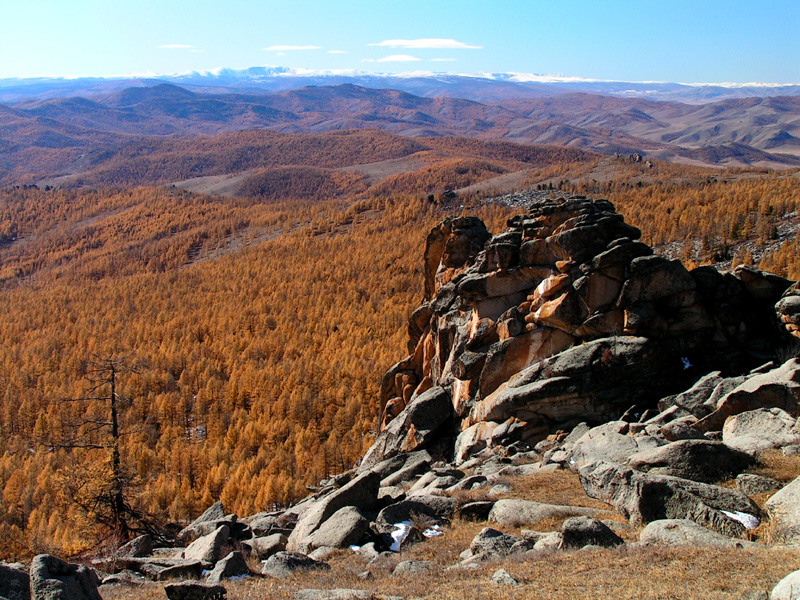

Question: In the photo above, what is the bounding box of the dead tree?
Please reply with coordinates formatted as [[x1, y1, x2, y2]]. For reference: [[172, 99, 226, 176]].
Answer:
[[48, 354, 160, 541]]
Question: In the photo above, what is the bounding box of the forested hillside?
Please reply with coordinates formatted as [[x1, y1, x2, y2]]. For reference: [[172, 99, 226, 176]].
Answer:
[[0, 185, 513, 558]]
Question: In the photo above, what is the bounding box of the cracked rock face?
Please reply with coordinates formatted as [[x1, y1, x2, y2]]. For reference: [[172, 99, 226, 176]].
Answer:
[[375, 195, 795, 464]]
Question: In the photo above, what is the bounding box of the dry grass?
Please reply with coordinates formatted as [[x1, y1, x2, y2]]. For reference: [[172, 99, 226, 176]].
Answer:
[[99, 464, 800, 599], [749, 450, 800, 484], [100, 535, 800, 600], [500, 470, 612, 511]]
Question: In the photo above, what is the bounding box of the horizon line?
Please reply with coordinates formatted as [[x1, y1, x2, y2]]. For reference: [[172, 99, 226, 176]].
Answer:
[[1, 66, 799, 89]]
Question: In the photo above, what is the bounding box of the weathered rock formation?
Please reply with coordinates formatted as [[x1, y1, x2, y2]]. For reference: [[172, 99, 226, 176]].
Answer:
[[372, 196, 795, 466]]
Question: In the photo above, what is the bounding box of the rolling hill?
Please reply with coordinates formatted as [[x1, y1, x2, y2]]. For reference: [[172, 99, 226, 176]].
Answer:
[[2, 84, 799, 186]]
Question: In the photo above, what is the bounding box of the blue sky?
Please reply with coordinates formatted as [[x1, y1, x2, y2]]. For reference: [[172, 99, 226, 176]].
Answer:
[[1, 0, 798, 83]]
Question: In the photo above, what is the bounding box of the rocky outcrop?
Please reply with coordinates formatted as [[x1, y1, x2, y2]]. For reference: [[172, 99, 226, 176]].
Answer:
[[579, 461, 759, 536], [374, 195, 795, 463]]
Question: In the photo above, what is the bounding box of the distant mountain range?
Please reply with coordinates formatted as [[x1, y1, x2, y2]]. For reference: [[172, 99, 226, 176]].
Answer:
[[1, 66, 799, 104], [1, 79, 799, 185]]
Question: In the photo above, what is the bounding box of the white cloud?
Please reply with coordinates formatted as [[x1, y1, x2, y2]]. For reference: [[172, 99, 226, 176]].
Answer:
[[159, 44, 195, 50], [431, 58, 456, 62], [328, 50, 348, 54], [362, 55, 423, 63], [369, 38, 482, 50], [263, 45, 322, 51]]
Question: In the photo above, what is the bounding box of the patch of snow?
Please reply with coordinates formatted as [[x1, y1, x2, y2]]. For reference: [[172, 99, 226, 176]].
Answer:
[[423, 525, 443, 538], [390, 521, 412, 552], [721, 510, 760, 530]]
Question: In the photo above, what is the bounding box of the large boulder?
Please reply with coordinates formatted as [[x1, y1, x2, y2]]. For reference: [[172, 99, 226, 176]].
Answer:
[[765, 477, 800, 544], [579, 461, 759, 537], [468, 337, 683, 444], [183, 525, 230, 565], [206, 551, 251, 585], [722, 408, 800, 454], [0, 563, 29, 600], [30, 554, 102, 600], [639, 519, 752, 548], [287, 470, 381, 551], [559, 516, 624, 549], [163, 581, 227, 600], [242, 533, 287, 560], [488, 499, 600, 527], [178, 501, 231, 543], [374, 496, 457, 535], [772, 569, 800, 600], [468, 527, 522, 558], [117, 534, 153, 558], [628, 439, 754, 483], [303, 506, 371, 552], [261, 552, 330, 579]]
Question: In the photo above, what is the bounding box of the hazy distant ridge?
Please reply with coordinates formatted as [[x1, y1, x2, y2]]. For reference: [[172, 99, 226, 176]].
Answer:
[[2, 67, 799, 103]]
